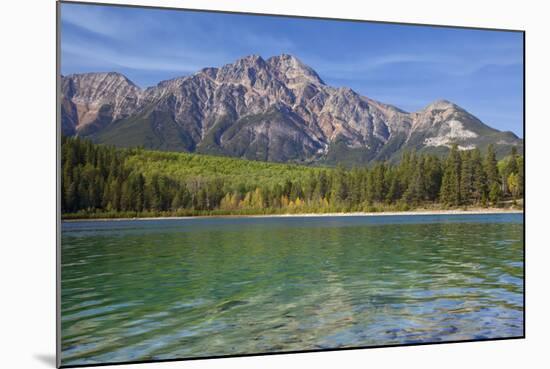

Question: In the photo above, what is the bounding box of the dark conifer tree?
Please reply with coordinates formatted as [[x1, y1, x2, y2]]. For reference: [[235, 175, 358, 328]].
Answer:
[[471, 148, 488, 205], [485, 144, 500, 190], [460, 150, 474, 204], [440, 145, 461, 206]]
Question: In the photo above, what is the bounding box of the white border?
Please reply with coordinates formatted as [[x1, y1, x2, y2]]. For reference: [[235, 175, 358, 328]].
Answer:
[[1, 0, 548, 368]]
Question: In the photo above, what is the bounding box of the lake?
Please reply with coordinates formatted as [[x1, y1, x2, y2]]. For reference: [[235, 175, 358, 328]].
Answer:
[[60, 213, 524, 365]]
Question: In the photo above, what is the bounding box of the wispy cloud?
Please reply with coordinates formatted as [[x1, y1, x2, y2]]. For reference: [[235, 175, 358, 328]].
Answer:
[[61, 4, 129, 39], [61, 4, 235, 78], [309, 52, 522, 81], [310, 53, 445, 77], [63, 42, 205, 73], [60, 3, 299, 78]]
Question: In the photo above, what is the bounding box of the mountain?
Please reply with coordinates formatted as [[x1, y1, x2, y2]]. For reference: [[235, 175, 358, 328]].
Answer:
[[60, 54, 523, 164]]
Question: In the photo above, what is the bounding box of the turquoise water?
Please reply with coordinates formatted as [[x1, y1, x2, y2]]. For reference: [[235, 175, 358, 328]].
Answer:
[[61, 213, 524, 365]]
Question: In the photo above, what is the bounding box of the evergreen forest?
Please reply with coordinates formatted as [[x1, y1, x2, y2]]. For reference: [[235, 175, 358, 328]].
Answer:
[[61, 136, 524, 219]]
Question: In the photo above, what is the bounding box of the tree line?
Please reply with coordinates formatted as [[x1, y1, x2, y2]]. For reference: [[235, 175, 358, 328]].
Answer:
[[61, 136, 523, 218]]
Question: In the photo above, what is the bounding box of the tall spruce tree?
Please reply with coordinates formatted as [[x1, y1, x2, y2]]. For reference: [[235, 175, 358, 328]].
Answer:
[[404, 158, 426, 205], [485, 144, 500, 188], [332, 165, 348, 204], [460, 150, 474, 204], [517, 156, 524, 198], [440, 145, 461, 206], [470, 148, 488, 205], [485, 144, 501, 204]]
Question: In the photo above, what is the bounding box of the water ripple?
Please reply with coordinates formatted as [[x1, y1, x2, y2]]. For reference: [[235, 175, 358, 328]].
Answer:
[[61, 214, 523, 365]]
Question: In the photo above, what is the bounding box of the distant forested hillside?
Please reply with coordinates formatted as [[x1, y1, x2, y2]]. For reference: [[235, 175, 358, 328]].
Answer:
[[61, 136, 524, 219]]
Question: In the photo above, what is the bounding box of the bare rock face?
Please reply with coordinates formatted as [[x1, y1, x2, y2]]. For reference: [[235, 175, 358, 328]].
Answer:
[[60, 54, 523, 164], [267, 54, 325, 86], [61, 72, 144, 136]]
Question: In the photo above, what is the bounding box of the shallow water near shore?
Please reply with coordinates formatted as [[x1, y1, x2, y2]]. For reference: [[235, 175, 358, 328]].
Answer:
[[61, 213, 524, 365]]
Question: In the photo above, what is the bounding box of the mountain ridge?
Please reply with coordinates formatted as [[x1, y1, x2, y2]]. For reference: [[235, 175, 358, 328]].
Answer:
[[60, 54, 522, 164]]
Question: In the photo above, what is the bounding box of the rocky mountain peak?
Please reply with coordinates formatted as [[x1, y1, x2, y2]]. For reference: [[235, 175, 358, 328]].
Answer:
[[69, 71, 139, 87], [237, 54, 266, 65], [60, 72, 144, 136], [62, 72, 142, 102], [214, 54, 271, 88], [267, 54, 324, 86], [423, 99, 459, 112]]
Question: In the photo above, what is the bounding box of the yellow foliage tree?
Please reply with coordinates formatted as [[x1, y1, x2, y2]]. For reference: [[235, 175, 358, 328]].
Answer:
[[239, 192, 253, 208], [507, 173, 520, 200], [280, 195, 289, 208], [251, 188, 264, 209], [219, 193, 232, 210]]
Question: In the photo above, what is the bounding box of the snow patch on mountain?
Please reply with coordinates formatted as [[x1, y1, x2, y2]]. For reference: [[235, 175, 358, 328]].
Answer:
[[424, 120, 478, 148]]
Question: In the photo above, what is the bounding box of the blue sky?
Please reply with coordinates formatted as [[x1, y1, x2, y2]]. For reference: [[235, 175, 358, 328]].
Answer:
[[60, 2, 524, 137]]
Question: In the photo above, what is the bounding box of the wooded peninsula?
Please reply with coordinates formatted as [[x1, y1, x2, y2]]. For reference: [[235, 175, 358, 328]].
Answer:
[[61, 136, 524, 219]]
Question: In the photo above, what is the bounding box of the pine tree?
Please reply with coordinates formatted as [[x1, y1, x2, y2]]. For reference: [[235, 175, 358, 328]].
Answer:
[[517, 156, 524, 198], [331, 165, 348, 204], [349, 168, 363, 207], [135, 174, 145, 212], [489, 182, 502, 205], [440, 145, 461, 206], [385, 169, 401, 204], [470, 148, 488, 205], [289, 182, 304, 202], [423, 155, 442, 202], [460, 150, 474, 204], [369, 163, 386, 203], [318, 171, 329, 199], [304, 171, 318, 201], [485, 144, 500, 192], [404, 158, 426, 205], [120, 182, 131, 211]]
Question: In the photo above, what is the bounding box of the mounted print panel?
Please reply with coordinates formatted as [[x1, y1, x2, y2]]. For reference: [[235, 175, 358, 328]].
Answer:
[[57, 1, 524, 367]]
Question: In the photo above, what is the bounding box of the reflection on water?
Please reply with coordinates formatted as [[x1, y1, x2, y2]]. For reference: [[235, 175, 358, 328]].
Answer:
[[61, 214, 524, 365]]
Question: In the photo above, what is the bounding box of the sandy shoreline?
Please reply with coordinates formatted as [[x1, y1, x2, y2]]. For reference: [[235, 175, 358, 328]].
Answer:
[[62, 208, 523, 222]]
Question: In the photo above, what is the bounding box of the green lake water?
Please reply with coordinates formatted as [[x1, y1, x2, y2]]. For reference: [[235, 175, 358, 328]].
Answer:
[[61, 213, 524, 365]]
